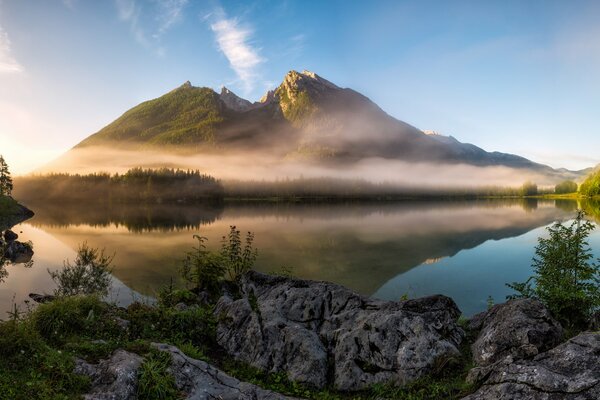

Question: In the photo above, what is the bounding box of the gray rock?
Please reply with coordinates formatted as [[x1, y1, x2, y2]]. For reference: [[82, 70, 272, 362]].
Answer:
[[462, 332, 600, 400], [152, 343, 300, 400], [4, 240, 33, 263], [3, 229, 18, 242], [469, 298, 563, 370], [29, 293, 56, 304], [75, 350, 143, 400], [215, 271, 464, 391]]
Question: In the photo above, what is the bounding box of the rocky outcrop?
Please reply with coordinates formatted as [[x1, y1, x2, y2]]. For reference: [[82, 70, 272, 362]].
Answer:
[[3, 239, 34, 263], [215, 271, 464, 391], [153, 343, 299, 400], [462, 332, 600, 400], [75, 350, 143, 400], [468, 298, 563, 369], [76, 346, 299, 400]]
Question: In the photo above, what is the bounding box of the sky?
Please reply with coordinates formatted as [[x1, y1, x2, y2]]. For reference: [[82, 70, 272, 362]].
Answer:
[[0, 0, 599, 174]]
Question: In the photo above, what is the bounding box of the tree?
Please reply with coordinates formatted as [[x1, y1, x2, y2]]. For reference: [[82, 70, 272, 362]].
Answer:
[[0, 155, 13, 196], [555, 180, 578, 194], [580, 169, 600, 197], [49, 242, 114, 297], [520, 181, 538, 196], [507, 210, 600, 329]]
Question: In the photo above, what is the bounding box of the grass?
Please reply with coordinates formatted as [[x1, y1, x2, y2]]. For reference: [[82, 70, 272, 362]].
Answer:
[[0, 286, 480, 400]]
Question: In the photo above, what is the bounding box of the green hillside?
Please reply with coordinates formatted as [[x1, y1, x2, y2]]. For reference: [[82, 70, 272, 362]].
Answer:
[[78, 82, 225, 148], [580, 168, 600, 197]]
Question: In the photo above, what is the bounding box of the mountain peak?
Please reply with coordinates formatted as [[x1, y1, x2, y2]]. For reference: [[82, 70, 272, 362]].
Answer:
[[219, 86, 253, 112], [180, 80, 192, 89], [282, 70, 339, 91]]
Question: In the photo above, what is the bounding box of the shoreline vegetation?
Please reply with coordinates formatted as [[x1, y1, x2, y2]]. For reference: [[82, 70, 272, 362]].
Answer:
[[12, 168, 600, 205], [0, 217, 599, 399]]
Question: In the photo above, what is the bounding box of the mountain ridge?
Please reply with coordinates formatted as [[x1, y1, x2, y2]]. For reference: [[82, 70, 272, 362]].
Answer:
[[71, 70, 587, 180]]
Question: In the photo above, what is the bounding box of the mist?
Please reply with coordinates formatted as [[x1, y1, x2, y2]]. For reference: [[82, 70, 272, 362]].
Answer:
[[32, 146, 561, 189]]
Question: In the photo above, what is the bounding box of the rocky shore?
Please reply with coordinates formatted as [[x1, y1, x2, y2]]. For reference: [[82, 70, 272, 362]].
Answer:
[[64, 271, 599, 399]]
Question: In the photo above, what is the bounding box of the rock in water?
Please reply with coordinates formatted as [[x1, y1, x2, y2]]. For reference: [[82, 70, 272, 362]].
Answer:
[[152, 343, 300, 400], [462, 332, 600, 400], [215, 271, 464, 391], [469, 298, 563, 369], [75, 350, 143, 400], [3, 229, 18, 242]]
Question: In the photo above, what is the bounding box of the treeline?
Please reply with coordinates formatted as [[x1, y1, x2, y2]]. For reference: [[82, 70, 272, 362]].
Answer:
[[580, 169, 600, 197], [14, 168, 224, 204], [222, 178, 554, 200]]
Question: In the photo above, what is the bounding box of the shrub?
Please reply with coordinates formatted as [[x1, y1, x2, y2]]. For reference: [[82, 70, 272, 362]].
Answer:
[[180, 235, 225, 295], [49, 242, 114, 297], [507, 210, 600, 329], [33, 295, 121, 344], [220, 225, 257, 282]]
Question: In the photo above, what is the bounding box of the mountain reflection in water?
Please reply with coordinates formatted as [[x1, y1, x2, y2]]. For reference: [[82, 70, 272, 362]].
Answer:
[[4, 198, 600, 316]]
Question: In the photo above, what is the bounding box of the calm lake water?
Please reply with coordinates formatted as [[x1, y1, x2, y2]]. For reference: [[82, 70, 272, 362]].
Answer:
[[2, 199, 599, 316]]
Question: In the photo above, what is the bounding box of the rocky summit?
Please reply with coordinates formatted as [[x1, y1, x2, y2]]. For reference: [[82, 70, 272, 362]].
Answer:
[[214, 271, 465, 390]]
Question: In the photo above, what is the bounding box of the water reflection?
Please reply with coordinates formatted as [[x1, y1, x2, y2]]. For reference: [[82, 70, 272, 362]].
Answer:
[[6, 198, 599, 316]]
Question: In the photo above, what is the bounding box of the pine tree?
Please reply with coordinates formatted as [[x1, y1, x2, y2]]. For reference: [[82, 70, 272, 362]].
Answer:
[[0, 155, 13, 196]]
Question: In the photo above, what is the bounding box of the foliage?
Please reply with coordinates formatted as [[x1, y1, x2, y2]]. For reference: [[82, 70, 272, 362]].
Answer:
[[137, 350, 181, 400], [49, 242, 114, 297], [580, 168, 600, 197], [520, 181, 538, 196], [180, 235, 225, 294], [220, 225, 258, 282], [33, 295, 122, 345], [0, 155, 13, 196], [14, 168, 223, 204], [79, 85, 224, 148], [507, 210, 600, 329], [555, 180, 578, 194]]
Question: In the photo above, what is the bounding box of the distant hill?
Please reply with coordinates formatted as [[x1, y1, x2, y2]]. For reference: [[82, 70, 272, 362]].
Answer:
[[69, 70, 587, 180]]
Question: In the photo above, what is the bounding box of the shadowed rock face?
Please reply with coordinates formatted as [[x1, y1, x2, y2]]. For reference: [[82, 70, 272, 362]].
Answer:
[[152, 343, 299, 400], [75, 350, 143, 400], [75, 346, 299, 400], [215, 271, 464, 391], [468, 298, 563, 369], [462, 332, 600, 400]]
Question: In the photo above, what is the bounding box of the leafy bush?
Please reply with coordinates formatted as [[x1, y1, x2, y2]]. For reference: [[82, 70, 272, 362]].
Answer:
[[180, 235, 225, 295], [508, 210, 600, 329], [33, 295, 122, 344], [49, 242, 114, 297], [220, 225, 257, 282]]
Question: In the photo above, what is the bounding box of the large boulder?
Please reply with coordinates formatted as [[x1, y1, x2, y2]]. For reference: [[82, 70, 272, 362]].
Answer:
[[75, 350, 143, 400], [153, 343, 300, 400], [468, 298, 563, 370], [215, 271, 464, 391], [4, 239, 34, 263], [462, 332, 600, 400]]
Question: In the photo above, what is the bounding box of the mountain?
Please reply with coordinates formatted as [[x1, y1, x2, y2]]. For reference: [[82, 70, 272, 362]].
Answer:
[[71, 70, 585, 179]]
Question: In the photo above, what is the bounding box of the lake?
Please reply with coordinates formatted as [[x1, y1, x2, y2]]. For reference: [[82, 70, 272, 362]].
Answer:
[[2, 198, 598, 317]]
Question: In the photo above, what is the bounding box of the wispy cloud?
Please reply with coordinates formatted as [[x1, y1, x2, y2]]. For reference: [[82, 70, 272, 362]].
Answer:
[[62, 0, 77, 9], [209, 11, 264, 93], [114, 0, 188, 54], [0, 25, 22, 73]]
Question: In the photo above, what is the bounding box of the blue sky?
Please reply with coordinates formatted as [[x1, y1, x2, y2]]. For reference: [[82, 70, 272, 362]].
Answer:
[[0, 0, 599, 174]]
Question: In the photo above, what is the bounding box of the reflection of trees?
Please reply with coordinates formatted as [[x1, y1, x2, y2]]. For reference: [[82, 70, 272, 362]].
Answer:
[[580, 199, 600, 224], [25, 201, 224, 232]]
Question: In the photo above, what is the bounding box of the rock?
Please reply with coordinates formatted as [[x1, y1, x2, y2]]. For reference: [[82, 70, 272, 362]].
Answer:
[[215, 271, 464, 391], [153, 343, 300, 400], [114, 316, 131, 332], [3, 229, 18, 242], [29, 293, 56, 304], [462, 332, 600, 400], [4, 240, 34, 263], [75, 350, 143, 400], [469, 298, 563, 370]]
